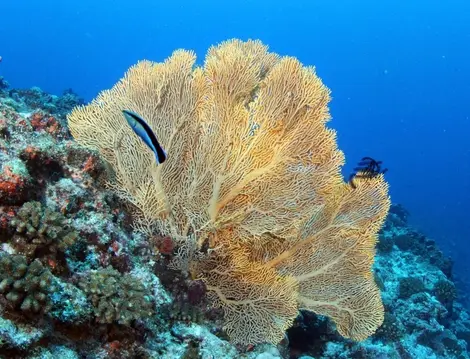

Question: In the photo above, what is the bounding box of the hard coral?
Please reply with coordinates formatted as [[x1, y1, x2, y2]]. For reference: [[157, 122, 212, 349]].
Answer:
[[68, 39, 390, 345], [394, 231, 454, 279], [374, 312, 405, 342], [434, 279, 457, 305], [29, 112, 61, 136], [0, 253, 53, 313], [398, 276, 426, 299], [8, 87, 84, 119], [393, 233, 419, 252], [9, 201, 78, 271], [78, 266, 155, 325], [164, 274, 212, 326]]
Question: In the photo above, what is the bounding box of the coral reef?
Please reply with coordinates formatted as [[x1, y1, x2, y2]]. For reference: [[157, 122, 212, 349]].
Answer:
[[399, 276, 426, 299], [0, 39, 469, 358], [0, 78, 174, 357], [5, 85, 84, 120]]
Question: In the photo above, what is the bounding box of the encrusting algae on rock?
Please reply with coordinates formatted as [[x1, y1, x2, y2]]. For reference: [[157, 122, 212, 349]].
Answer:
[[67, 38, 391, 345]]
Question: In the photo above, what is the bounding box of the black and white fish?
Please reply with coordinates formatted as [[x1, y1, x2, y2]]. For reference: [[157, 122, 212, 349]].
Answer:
[[122, 110, 167, 164]]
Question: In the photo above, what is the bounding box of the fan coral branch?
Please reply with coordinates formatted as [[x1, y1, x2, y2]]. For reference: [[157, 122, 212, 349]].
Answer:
[[67, 39, 390, 345]]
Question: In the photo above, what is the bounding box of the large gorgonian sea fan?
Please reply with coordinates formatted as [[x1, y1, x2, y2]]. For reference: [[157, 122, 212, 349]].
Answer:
[[67, 39, 390, 345]]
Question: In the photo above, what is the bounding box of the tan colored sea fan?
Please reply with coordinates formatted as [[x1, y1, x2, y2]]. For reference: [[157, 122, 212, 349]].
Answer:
[[68, 39, 390, 345]]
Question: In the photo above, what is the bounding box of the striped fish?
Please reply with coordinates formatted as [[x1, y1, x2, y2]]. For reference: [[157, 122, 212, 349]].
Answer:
[[121, 110, 167, 164]]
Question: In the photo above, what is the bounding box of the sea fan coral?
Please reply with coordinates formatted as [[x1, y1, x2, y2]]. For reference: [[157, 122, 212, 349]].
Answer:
[[67, 39, 390, 345]]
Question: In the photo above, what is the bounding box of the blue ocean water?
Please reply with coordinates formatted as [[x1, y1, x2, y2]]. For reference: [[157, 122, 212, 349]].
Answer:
[[1, 0, 469, 293]]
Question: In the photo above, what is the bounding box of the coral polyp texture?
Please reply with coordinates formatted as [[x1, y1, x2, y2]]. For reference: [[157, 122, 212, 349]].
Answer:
[[0, 254, 53, 313], [67, 39, 391, 345], [78, 266, 155, 325], [10, 201, 78, 265]]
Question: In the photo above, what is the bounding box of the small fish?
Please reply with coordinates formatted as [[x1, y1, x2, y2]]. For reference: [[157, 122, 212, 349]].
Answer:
[[122, 110, 167, 164]]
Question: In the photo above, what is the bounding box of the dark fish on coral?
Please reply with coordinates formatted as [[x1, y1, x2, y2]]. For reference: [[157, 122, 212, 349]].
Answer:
[[122, 110, 167, 164], [349, 156, 388, 188]]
